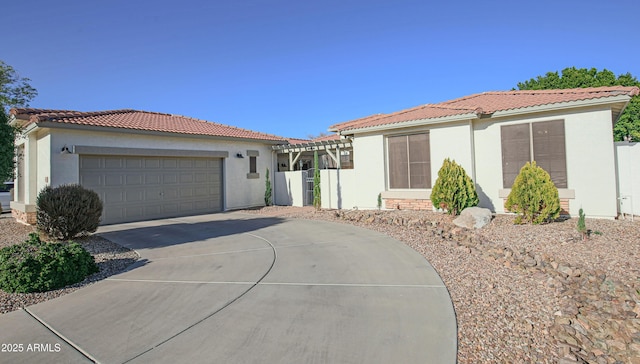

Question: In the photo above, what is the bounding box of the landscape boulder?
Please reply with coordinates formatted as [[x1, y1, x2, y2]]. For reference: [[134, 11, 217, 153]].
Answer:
[[453, 207, 493, 229]]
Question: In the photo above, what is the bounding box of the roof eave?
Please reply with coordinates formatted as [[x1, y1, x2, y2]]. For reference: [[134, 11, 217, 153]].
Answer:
[[337, 113, 479, 135], [490, 94, 634, 119], [33, 121, 286, 144]]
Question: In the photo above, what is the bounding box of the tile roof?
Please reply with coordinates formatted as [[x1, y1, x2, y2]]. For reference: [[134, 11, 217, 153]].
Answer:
[[311, 133, 341, 142], [10, 108, 288, 142], [330, 86, 640, 132]]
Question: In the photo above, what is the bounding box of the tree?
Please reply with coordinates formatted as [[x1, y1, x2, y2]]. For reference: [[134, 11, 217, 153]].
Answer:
[[516, 67, 640, 141], [430, 158, 479, 215], [264, 168, 272, 206], [312, 151, 321, 211], [1, 60, 38, 110], [0, 60, 37, 182]]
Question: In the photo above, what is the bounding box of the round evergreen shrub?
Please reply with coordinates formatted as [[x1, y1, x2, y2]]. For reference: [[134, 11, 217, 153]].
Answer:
[[37, 184, 103, 240], [505, 161, 560, 224], [430, 158, 479, 215], [0, 233, 99, 293]]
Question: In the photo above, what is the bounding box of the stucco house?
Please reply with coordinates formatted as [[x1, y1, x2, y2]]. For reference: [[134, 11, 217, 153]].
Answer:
[[9, 86, 639, 225], [9, 109, 288, 224], [275, 86, 639, 219]]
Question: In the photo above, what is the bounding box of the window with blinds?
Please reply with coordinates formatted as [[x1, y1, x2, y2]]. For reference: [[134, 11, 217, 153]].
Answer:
[[388, 133, 431, 189], [501, 120, 567, 188]]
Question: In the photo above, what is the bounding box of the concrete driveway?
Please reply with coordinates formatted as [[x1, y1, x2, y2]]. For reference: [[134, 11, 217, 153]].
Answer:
[[0, 212, 456, 363]]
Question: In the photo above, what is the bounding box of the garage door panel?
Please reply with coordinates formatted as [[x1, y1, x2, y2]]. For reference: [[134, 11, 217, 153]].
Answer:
[[163, 174, 178, 184], [105, 175, 123, 186], [145, 174, 161, 185], [163, 159, 178, 168], [104, 158, 123, 169], [126, 159, 143, 169], [145, 159, 161, 169], [104, 191, 124, 203], [80, 174, 102, 187], [80, 156, 223, 224], [126, 174, 143, 185]]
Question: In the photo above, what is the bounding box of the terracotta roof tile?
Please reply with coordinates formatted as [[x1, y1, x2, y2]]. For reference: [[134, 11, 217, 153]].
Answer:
[[331, 86, 640, 132], [10, 108, 287, 142], [311, 134, 341, 142]]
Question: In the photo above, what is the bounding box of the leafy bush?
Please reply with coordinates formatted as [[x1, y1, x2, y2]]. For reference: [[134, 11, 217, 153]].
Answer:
[[430, 158, 479, 215], [505, 161, 560, 224], [0, 233, 98, 293], [313, 151, 321, 211], [36, 184, 103, 240]]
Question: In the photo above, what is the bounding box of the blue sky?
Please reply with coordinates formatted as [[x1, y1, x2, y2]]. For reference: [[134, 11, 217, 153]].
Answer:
[[4, 0, 640, 139]]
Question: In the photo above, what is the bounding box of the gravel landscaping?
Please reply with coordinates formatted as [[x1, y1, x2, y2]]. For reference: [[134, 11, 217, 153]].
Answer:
[[0, 214, 139, 315], [1, 207, 638, 363]]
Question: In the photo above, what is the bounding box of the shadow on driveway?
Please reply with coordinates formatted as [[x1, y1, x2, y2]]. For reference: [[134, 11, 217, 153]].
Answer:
[[97, 215, 285, 250]]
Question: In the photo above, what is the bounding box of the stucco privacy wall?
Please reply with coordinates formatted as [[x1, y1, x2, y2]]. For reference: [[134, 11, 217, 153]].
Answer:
[[17, 128, 273, 212], [615, 141, 640, 216], [473, 107, 618, 218], [274, 171, 305, 207]]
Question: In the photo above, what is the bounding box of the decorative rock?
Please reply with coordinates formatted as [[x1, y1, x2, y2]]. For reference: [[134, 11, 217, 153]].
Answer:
[[453, 207, 493, 229]]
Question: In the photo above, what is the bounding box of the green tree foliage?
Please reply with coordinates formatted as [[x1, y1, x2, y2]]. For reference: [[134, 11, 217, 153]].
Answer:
[[516, 67, 640, 141], [505, 161, 560, 224], [0, 233, 98, 293], [0, 60, 37, 109], [313, 151, 321, 211], [430, 158, 479, 215], [0, 60, 37, 183], [36, 184, 103, 240], [264, 168, 272, 206], [0, 108, 16, 183]]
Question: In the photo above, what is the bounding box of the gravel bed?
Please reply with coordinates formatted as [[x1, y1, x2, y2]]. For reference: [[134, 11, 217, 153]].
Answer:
[[0, 214, 139, 315], [241, 206, 640, 363]]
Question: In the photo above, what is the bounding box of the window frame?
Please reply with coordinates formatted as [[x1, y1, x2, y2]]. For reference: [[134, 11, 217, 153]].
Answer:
[[500, 120, 567, 189], [386, 132, 431, 190]]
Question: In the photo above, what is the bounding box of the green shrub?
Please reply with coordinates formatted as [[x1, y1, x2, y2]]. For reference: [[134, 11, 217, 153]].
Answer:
[[313, 151, 321, 211], [36, 184, 103, 240], [430, 158, 479, 215], [505, 161, 560, 224], [0, 233, 99, 293], [264, 168, 272, 206], [577, 208, 587, 240]]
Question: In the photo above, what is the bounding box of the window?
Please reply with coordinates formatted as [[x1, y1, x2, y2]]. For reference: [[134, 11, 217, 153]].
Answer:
[[249, 156, 257, 173], [388, 133, 431, 189], [501, 120, 567, 188], [246, 150, 259, 179]]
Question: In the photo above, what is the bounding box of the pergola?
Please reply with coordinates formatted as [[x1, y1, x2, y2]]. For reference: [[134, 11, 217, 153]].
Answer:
[[272, 138, 353, 171]]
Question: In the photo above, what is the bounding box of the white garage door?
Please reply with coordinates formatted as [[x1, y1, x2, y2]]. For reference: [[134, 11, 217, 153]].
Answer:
[[80, 155, 223, 224]]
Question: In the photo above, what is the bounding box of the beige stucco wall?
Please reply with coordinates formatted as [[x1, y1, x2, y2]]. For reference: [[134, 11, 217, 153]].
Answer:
[[350, 134, 386, 209], [429, 121, 475, 183], [274, 171, 305, 207], [615, 141, 640, 216], [474, 107, 618, 218], [320, 169, 356, 209], [15, 127, 275, 212]]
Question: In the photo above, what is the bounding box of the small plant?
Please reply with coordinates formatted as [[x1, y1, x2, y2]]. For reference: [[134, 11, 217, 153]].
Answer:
[[313, 151, 321, 211], [36, 184, 103, 240], [264, 168, 272, 206], [0, 233, 98, 293], [505, 161, 560, 224], [377, 193, 382, 210], [430, 158, 479, 215], [577, 208, 587, 240]]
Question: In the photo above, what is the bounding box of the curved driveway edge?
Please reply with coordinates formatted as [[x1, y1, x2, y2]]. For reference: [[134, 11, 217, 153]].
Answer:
[[0, 212, 457, 363]]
